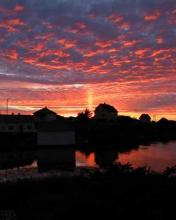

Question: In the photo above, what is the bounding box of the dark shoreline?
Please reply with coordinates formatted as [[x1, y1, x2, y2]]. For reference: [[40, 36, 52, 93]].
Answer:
[[0, 164, 176, 219]]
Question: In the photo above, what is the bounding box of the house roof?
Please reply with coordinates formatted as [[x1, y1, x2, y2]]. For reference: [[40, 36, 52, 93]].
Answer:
[[95, 103, 118, 113], [38, 120, 75, 132], [33, 107, 57, 116], [0, 115, 34, 123], [139, 114, 151, 121]]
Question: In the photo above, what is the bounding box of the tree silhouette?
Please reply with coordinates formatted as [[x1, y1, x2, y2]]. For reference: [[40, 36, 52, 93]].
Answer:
[[77, 109, 92, 121]]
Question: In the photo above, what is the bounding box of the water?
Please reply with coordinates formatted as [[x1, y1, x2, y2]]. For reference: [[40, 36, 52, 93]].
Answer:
[[76, 141, 176, 172], [0, 141, 176, 180]]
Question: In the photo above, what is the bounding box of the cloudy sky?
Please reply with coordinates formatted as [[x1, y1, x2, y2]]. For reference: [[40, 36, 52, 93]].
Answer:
[[0, 0, 176, 119]]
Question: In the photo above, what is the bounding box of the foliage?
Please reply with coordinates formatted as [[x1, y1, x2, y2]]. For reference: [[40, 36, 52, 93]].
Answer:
[[77, 109, 92, 121]]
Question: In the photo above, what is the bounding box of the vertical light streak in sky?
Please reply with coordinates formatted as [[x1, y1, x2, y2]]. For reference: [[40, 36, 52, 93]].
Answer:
[[87, 88, 93, 111]]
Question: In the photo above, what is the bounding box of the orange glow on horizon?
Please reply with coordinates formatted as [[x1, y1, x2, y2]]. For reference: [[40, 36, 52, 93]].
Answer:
[[0, 79, 175, 120]]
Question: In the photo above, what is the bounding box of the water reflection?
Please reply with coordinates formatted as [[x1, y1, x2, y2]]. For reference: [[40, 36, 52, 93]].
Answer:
[[76, 152, 96, 167], [37, 148, 75, 171], [77, 141, 176, 172], [76, 150, 118, 168], [118, 141, 176, 172], [0, 141, 176, 174], [0, 151, 36, 170], [95, 150, 118, 168]]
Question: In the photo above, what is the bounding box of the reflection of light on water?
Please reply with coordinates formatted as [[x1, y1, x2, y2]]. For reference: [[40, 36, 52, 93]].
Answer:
[[0, 141, 176, 179], [76, 152, 97, 167], [0, 160, 38, 177], [76, 141, 176, 173], [118, 141, 176, 172], [23, 160, 38, 169]]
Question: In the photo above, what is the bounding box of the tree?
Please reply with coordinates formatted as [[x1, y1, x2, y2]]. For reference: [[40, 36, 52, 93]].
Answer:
[[77, 109, 92, 121]]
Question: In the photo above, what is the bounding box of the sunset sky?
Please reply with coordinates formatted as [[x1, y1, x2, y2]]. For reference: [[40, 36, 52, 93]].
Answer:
[[0, 0, 176, 119]]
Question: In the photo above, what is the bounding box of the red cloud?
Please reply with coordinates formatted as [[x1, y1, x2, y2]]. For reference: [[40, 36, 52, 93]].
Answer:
[[6, 18, 25, 26], [14, 4, 25, 12], [135, 48, 149, 57], [67, 22, 87, 34], [123, 40, 137, 47], [107, 13, 129, 30], [144, 11, 161, 21], [31, 43, 45, 52], [0, 18, 25, 33], [120, 22, 130, 30], [156, 36, 164, 44], [57, 38, 77, 49], [6, 49, 18, 60], [108, 13, 124, 24], [95, 40, 112, 49]]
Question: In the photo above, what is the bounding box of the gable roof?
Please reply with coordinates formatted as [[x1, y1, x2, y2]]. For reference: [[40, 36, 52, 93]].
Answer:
[[33, 107, 57, 116], [95, 103, 118, 113]]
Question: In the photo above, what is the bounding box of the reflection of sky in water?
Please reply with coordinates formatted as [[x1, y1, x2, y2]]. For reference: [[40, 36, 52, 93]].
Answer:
[[118, 141, 176, 172], [0, 142, 176, 179], [76, 152, 97, 168], [77, 141, 176, 172]]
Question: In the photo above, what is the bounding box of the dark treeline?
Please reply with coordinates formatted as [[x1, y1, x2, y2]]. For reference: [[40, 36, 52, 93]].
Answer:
[[76, 113, 176, 146]]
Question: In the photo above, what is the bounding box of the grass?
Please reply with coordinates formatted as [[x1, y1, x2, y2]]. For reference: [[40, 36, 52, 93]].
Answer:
[[0, 164, 176, 219]]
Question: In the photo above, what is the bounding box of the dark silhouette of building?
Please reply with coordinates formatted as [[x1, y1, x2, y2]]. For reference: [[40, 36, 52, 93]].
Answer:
[[37, 120, 75, 146], [0, 115, 35, 133], [139, 113, 151, 123], [33, 107, 58, 121], [94, 103, 118, 120]]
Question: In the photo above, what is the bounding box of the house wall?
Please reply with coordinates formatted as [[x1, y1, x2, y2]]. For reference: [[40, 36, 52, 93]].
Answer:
[[37, 131, 75, 146], [45, 114, 57, 121], [95, 109, 118, 120], [22, 124, 36, 132], [0, 123, 36, 133], [36, 114, 57, 122]]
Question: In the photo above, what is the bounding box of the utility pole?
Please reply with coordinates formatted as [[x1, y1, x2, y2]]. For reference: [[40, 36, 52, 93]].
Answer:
[[6, 99, 9, 115]]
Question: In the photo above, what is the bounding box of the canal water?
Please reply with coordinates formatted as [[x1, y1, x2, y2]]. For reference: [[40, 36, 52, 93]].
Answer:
[[77, 141, 176, 172], [0, 141, 175, 179]]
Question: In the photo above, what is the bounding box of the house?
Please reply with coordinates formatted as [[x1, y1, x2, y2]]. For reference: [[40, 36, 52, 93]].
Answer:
[[37, 120, 76, 147], [139, 114, 151, 123], [37, 120, 76, 171], [94, 103, 118, 120], [0, 115, 35, 133], [33, 107, 58, 121]]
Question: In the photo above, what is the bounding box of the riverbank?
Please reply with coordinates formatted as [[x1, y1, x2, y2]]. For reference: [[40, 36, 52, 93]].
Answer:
[[0, 164, 176, 219]]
